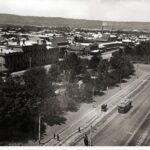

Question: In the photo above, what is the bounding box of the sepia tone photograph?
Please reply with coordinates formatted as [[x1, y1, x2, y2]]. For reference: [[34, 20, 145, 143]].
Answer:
[[0, 0, 150, 147]]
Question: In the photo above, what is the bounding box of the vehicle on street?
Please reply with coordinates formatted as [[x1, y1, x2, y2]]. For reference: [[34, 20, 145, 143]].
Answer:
[[118, 99, 132, 113], [101, 104, 107, 112]]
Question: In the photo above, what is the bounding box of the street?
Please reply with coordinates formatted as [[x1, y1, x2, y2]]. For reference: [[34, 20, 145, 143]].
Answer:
[[8, 64, 149, 146], [75, 72, 150, 146], [44, 64, 150, 146], [93, 78, 150, 146]]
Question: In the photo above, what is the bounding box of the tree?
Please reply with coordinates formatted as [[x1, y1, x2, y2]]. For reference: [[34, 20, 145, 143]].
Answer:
[[124, 41, 150, 64], [107, 70, 118, 86], [0, 77, 39, 142], [64, 53, 79, 71], [94, 73, 104, 93], [63, 53, 85, 85], [23, 67, 60, 117], [83, 71, 91, 84], [97, 59, 109, 75], [65, 83, 80, 111], [135, 42, 150, 63], [48, 64, 60, 83], [82, 82, 93, 103], [64, 53, 84, 75], [124, 45, 133, 55], [89, 55, 101, 70], [23, 67, 63, 143], [69, 69, 76, 83], [94, 59, 109, 92], [110, 49, 134, 83]]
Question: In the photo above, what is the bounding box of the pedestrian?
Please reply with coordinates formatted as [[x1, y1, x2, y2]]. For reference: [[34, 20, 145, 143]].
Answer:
[[84, 134, 89, 146], [78, 127, 81, 133], [57, 134, 60, 141], [53, 132, 56, 139]]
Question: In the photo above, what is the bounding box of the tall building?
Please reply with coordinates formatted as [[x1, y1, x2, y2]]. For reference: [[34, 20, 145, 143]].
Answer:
[[4, 44, 59, 73]]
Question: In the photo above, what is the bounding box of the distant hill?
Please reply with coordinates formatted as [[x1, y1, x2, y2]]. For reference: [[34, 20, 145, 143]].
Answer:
[[0, 13, 150, 31]]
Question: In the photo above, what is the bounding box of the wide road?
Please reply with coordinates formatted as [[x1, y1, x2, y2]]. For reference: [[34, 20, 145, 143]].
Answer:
[[76, 76, 150, 146], [44, 64, 150, 146], [128, 112, 150, 146]]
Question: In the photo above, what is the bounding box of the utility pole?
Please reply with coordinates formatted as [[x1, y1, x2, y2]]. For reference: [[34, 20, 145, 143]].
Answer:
[[93, 86, 95, 101], [136, 57, 139, 79], [90, 124, 92, 146], [119, 48, 125, 90], [38, 113, 41, 144], [136, 63, 139, 79], [105, 63, 109, 93], [119, 72, 122, 90], [92, 76, 96, 107], [106, 86, 109, 94]]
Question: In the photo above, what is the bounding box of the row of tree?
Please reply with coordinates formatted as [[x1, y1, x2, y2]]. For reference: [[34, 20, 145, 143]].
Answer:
[[58, 50, 134, 111], [0, 67, 62, 143], [0, 49, 135, 143], [124, 41, 150, 63]]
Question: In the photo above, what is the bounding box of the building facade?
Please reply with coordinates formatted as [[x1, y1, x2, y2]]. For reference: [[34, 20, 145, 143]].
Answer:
[[4, 44, 59, 73]]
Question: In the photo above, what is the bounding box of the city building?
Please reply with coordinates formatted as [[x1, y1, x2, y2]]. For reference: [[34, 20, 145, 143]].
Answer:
[[51, 36, 69, 58], [4, 44, 59, 73]]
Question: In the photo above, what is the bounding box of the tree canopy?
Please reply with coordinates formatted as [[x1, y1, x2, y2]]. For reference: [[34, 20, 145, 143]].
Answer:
[[0, 67, 62, 143]]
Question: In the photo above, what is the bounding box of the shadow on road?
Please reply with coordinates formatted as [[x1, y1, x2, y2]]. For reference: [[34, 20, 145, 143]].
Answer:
[[44, 115, 67, 126]]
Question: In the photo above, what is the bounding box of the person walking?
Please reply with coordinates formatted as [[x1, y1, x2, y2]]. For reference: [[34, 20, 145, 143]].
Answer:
[[53, 132, 56, 139], [78, 127, 81, 133], [57, 134, 60, 141], [84, 134, 89, 146]]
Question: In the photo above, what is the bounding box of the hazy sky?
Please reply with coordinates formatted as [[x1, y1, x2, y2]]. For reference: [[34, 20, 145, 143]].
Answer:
[[0, 0, 150, 22]]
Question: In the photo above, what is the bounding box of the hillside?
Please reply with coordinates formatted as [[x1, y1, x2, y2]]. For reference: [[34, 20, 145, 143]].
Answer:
[[0, 13, 150, 31]]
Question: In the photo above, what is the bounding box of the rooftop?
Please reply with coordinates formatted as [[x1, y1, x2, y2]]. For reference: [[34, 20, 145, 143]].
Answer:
[[70, 43, 85, 51], [52, 36, 68, 44], [118, 99, 131, 107]]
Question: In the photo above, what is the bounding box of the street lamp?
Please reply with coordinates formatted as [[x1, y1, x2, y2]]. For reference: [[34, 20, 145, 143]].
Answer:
[[119, 48, 125, 90], [136, 57, 139, 79], [90, 124, 93, 146], [119, 72, 122, 90], [136, 63, 139, 79], [38, 113, 41, 144], [34, 102, 43, 145], [105, 61, 109, 93], [93, 86, 95, 102], [91, 76, 97, 107]]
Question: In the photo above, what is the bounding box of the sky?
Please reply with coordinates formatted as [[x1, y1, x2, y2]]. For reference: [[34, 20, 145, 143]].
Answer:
[[0, 0, 150, 22]]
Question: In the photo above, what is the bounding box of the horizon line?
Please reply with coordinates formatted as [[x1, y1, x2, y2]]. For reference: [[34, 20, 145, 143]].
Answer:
[[0, 13, 150, 24]]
